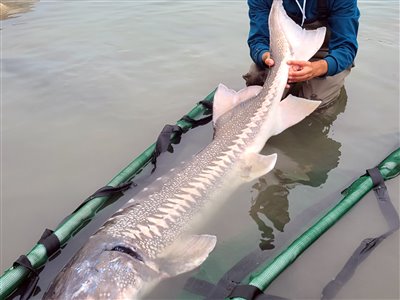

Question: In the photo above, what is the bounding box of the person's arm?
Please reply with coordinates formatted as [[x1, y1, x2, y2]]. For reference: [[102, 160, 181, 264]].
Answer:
[[324, 0, 360, 76], [247, 0, 272, 67]]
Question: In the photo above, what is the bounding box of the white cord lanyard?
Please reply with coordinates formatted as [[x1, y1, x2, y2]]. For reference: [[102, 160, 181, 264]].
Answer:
[[294, 0, 307, 26]]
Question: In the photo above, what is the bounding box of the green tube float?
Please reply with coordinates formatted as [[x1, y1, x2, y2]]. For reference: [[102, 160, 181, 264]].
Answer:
[[0, 89, 216, 300], [233, 147, 400, 299]]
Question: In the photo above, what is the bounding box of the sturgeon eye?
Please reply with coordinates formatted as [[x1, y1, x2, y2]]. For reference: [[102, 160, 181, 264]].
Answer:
[[110, 246, 144, 262]]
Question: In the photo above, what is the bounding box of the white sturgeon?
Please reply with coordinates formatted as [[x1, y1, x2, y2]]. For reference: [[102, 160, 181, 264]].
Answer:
[[44, 1, 325, 299]]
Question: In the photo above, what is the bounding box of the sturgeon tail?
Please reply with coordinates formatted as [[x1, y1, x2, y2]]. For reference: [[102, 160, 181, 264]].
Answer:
[[272, 0, 326, 61]]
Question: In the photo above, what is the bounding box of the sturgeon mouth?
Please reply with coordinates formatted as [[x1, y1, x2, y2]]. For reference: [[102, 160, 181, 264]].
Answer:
[[109, 245, 144, 262]]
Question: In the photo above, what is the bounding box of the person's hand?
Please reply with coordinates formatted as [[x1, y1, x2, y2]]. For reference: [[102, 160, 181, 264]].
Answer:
[[287, 60, 328, 83], [262, 52, 275, 67]]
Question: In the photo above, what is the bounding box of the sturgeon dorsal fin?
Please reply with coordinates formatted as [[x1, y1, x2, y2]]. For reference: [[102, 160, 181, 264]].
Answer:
[[156, 234, 217, 277], [213, 83, 262, 126]]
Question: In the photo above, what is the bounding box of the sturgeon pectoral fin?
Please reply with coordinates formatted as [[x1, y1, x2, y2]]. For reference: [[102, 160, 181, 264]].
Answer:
[[240, 153, 277, 181], [213, 83, 262, 126], [157, 234, 217, 277], [271, 95, 321, 136]]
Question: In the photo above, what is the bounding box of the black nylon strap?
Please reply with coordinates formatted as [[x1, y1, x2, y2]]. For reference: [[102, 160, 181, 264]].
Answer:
[[88, 182, 134, 200], [13, 255, 37, 275], [151, 112, 213, 173], [13, 256, 39, 300], [202, 243, 277, 300], [228, 285, 264, 299], [151, 124, 183, 172], [185, 277, 289, 300], [198, 100, 213, 111], [184, 262, 260, 299], [180, 115, 213, 129], [12, 230, 61, 299], [38, 228, 61, 258], [154, 124, 183, 154], [72, 181, 134, 213], [321, 168, 399, 300], [227, 285, 289, 300], [367, 167, 384, 187], [53, 181, 135, 230]]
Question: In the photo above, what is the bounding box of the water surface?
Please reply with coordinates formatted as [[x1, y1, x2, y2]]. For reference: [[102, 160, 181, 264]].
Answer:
[[1, 0, 399, 299]]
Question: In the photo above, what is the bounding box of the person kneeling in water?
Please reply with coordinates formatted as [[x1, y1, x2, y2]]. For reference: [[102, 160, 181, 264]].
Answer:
[[243, 0, 360, 109]]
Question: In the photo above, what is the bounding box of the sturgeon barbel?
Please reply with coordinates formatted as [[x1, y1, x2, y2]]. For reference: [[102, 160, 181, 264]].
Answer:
[[44, 1, 325, 299]]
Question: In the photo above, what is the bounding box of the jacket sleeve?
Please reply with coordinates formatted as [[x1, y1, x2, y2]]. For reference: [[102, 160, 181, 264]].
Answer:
[[324, 0, 360, 76], [247, 0, 272, 67]]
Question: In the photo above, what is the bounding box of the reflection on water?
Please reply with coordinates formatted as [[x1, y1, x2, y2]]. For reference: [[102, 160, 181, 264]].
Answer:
[[251, 88, 347, 250], [0, 0, 37, 20]]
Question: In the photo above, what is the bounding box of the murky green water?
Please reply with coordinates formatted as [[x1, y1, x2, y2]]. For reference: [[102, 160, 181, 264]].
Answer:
[[1, 0, 399, 299]]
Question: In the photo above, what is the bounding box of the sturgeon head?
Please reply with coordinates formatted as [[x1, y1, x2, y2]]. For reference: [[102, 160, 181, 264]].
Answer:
[[43, 232, 216, 299], [44, 1, 325, 299], [43, 235, 157, 299]]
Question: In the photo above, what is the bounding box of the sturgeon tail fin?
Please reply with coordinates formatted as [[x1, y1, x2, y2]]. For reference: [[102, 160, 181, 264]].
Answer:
[[275, 0, 326, 61]]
